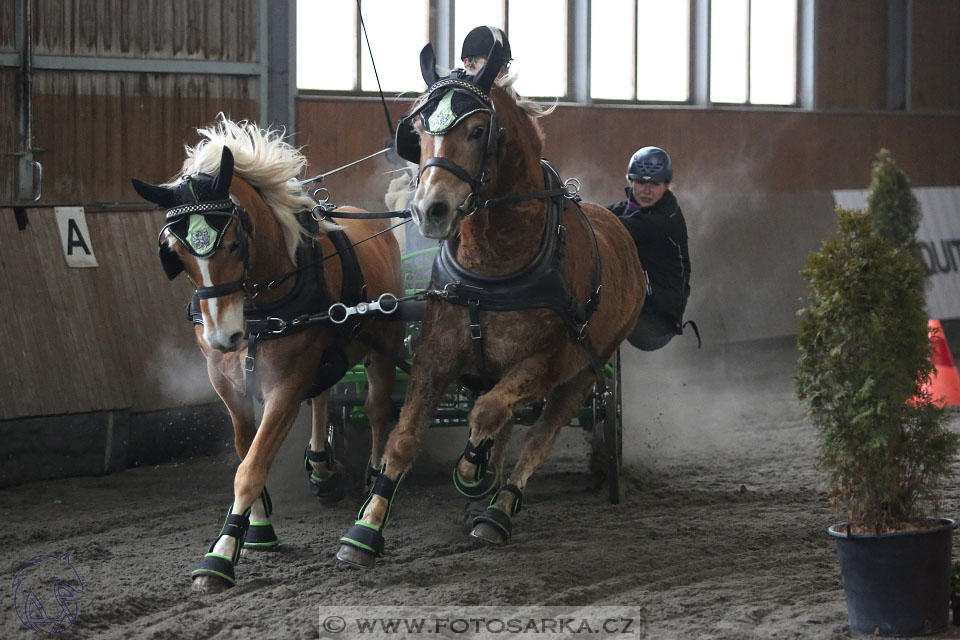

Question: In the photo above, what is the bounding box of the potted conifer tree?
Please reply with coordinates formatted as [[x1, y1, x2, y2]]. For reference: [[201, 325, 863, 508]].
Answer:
[[796, 151, 959, 636]]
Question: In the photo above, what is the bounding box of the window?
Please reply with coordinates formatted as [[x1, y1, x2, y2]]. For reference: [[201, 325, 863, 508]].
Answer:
[[453, 0, 570, 98], [710, 0, 797, 105], [296, 0, 800, 106], [591, 0, 690, 102], [296, 0, 428, 92], [508, 0, 567, 97]]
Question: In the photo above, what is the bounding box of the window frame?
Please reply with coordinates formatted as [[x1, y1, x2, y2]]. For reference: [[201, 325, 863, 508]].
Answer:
[[295, 0, 808, 109]]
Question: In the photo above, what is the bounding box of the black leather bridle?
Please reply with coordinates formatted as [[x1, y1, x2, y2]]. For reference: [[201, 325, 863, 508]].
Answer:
[[397, 78, 504, 216]]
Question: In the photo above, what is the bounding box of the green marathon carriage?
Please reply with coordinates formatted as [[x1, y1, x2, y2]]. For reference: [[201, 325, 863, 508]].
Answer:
[[324, 245, 625, 504]]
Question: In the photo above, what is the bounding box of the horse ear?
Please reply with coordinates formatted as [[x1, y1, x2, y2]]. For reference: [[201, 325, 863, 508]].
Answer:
[[473, 41, 503, 93], [131, 178, 179, 208], [211, 146, 234, 199], [420, 43, 441, 86]]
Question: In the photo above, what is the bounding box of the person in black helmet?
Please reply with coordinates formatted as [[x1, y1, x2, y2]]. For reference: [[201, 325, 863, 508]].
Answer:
[[610, 146, 692, 351], [461, 26, 512, 79]]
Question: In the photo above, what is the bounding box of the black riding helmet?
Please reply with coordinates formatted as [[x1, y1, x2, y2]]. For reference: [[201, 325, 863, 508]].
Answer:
[[626, 146, 672, 183], [461, 26, 512, 64]]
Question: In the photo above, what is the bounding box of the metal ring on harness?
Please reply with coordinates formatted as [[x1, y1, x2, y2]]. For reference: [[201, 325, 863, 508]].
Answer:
[[563, 178, 581, 199], [311, 188, 336, 219], [458, 192, 479, 216]]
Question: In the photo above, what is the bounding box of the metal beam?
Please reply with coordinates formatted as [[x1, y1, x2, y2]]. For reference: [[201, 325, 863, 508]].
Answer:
[[265, 0, 296, 138], [798, 0, 816, 109], [691, 0, 710, 105], [0, 53, 262, 76], [429, 0, 454, 70], [568, 0, 589, 103]]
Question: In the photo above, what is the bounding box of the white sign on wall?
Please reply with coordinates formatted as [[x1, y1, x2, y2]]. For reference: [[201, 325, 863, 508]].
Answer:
[[833, 187, 960, 320], [54, 207, 99, 268]]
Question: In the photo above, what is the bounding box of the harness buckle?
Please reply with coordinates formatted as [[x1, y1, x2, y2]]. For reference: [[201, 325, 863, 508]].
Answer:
[[244, 355, 255, 372], [441, 282, 459, 299], [470, 322, 482, 340], [577, 321, 590, 342], [267, 317, 287, 334]]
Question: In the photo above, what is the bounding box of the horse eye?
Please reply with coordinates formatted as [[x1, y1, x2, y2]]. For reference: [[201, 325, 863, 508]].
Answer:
[[470, 126, 485, 140], [228, 241, 241, 255]]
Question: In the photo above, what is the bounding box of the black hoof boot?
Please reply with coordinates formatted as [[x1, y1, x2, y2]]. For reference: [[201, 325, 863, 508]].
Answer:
[[337, 469, 403, 569], [244, 488, 279, 550], [337, 523, 383, 569], [453, 437, 499, 499], [471, 484, 523, 547], [305, 441, 345, 505], [192, 511, 250, 590]]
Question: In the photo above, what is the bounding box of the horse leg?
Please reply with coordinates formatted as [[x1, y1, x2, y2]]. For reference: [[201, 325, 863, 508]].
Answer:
[[363, 343, 400, 492], [192, 386, 305, 592], [471, 369, 596, 546], [206, 355, 256, 459], [204, 360, 278, 551], [454, 353, 554, 499], [336, 357, 458, 569], [304, 390, 346, 504]]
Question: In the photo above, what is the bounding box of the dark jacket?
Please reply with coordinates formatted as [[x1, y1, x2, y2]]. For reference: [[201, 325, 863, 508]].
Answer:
[[609, 188, 691, 324]]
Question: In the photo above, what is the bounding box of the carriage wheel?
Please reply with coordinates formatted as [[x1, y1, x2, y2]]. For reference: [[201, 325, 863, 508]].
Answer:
[[591, 349, 623, 504], [603, 348, 623, 504]]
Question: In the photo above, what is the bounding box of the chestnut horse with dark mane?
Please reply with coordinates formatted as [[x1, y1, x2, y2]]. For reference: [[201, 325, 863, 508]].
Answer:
[[132, 117, 402, 591], [336, 44, 645, 568]]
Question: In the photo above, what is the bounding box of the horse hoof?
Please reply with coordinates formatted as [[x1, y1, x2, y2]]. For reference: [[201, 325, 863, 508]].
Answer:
[[191, 574, 232, 593], [470, 521, 508, 546], [336, 544, 377, 569]]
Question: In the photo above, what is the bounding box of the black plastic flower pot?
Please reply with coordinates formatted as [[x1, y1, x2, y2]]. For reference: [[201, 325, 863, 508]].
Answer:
[[829, 518, 957, 636]]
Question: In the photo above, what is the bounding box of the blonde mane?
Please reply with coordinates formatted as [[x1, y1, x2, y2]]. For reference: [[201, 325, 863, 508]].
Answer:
[[167, 114, 338, 263]]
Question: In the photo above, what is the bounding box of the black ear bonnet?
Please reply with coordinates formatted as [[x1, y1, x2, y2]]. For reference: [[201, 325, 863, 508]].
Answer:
[[131, 146, 250, 280], [395, 42, 505, 165]]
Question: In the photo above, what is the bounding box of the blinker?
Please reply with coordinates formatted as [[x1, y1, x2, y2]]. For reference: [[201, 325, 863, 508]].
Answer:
[[395, 81, 492, 165], [157, 210, 237, 280]]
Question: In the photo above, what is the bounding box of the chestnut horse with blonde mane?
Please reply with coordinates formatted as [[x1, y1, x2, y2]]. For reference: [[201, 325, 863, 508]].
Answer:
[[132, 117, 402, 591], [336, 44, 645, 568]]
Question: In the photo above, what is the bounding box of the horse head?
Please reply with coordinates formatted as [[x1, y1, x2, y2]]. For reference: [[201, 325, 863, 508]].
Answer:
[[400, 42, 509, 240], [133, 145, 250, 353]]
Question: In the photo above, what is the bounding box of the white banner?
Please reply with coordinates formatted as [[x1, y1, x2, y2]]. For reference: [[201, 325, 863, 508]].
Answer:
[[833, 187, 960, 320], [54, 207, 99, 268], [318, 606, 642, 639]]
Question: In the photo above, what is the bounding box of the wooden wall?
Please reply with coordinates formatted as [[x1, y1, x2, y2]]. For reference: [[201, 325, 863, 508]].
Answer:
[[3, 0, 960, 421], [0, 205, 211, 421], [1, 1, 259, 420], [815, 0, 888, 110], [0, 0, 260, 204], [815, 0, 960, 111], [911, 0, 960, 110]]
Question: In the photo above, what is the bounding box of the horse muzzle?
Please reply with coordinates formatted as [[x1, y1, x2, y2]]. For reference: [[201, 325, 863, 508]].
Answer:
[[410, 197, 462, 240]]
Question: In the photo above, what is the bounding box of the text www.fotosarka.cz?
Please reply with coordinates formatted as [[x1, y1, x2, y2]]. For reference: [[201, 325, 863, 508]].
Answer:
[[318, 606, 641, 638]]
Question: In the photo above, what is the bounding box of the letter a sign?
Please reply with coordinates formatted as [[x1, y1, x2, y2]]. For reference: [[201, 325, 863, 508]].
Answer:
[[55, 207, 99, 268]]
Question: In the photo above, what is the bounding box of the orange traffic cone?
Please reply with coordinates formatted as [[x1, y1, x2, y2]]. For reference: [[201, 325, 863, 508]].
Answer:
[[918, 319, 960, 408]]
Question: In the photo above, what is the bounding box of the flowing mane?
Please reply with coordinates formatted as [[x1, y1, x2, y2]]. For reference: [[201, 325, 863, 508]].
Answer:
[[165, 114, 336, 262]]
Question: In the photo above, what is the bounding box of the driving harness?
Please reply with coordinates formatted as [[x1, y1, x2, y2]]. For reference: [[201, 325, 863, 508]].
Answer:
[[184, 210, 367, 399], [427, 159, 605, 392]]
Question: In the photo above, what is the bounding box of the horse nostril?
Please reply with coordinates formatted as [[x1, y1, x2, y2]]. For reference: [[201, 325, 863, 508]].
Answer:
[[228, 331, 243, 348], [427, 202, 448, 221]]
